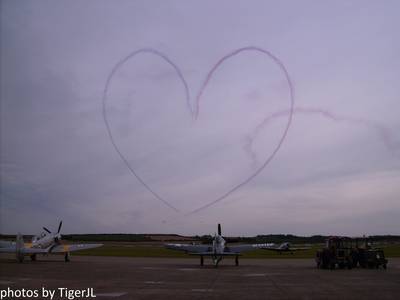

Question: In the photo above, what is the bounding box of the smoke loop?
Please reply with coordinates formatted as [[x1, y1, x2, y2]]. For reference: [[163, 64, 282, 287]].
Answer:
[[102, 47, 294, 214]]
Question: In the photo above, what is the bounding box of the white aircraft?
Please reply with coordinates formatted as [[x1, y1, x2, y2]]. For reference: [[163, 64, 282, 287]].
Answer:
[[165, 224, 269, 267], [0, 221, 102, 262], [261, 242, 311, 254]]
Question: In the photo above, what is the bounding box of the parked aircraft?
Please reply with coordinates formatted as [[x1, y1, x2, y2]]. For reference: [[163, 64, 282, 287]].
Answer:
[[165, 224, 269, 267], [0, 221, 102, 262], [261, 242, 311, 254]]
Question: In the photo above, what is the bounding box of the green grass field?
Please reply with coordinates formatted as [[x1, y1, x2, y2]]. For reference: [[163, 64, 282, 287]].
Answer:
[[74, 243, 400, 258]]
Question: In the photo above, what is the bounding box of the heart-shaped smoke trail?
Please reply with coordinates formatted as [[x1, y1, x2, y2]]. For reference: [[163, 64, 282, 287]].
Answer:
[[102, 47, 294, 215]]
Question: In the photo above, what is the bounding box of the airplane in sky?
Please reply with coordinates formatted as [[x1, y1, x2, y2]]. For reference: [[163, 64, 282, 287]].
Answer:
[[261, 242, 311, 254], [165, 224, 269, 267], [0, 221, 102, 262]]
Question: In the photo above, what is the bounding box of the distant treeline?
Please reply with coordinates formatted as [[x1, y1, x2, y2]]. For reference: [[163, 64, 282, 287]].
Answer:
[[0, 234, 152, 242], [1, 234, 399, 244], [62, 234, 154, 242], [194, 234, 327, 244], [216, 235, 400, 244]]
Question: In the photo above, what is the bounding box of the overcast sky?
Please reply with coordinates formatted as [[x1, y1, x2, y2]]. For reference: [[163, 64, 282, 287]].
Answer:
[[1, 0, 399, 236]]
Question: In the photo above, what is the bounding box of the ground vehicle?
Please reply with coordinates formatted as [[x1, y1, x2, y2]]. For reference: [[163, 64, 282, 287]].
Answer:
[[316, 236, 388, 270], [350, 237, 388, 269], [352, 239, 387, 269], [358, 249, 387, 269], [316, 237, 354, 269]]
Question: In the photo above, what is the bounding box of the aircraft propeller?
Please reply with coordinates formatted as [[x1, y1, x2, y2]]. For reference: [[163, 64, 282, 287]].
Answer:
[[43, 227, 52, 234], [43, 221, 63, 243], [57, 221, 63, 233], [55, 221, 62, 243]]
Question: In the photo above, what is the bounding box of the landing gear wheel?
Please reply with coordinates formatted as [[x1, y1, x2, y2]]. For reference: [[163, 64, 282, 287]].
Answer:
[[200, 256, 204, 266], [64, 252, 70, 262], [235, 256, 239, 266], [17, 254, 24, 263], [30, 254, 37, 261]]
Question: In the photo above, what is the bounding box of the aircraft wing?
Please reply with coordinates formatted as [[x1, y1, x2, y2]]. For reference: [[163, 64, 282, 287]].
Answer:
[[0, 247, 17, 253], [0, 241, 15, 248], [189, 252, 238, 256], [189, 243, 272, 256], [261, 246, 311, 252], [166, 243, 272, 254], [0, 243, 102, 254], [0, 247, 48, 254], [260, 247, 281, 252], [288, 247, 311, 251], [165, 243, 211, 253], [49, 243, 103, 253], [22, 248, 49, 254], [225, 243, 271, 253]]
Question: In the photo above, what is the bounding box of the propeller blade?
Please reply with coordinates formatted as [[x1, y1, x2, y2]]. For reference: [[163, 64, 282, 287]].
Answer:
[[218, 224, 221, 236], [43, 227, 52, 234], [57, 221, 63, 233]]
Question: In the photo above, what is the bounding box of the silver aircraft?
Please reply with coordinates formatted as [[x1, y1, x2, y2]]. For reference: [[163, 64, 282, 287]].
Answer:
[[0, 221, 102, 262], [165, 224, 268, 267], [261, 242, 311, 254]]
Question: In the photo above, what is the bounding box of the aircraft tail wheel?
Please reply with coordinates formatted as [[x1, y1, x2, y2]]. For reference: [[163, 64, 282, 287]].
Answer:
[[65, 252, 70, 262]]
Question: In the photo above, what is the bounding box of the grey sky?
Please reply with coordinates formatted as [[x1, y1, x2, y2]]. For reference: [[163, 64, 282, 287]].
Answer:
[[1, 0, 399, 236]]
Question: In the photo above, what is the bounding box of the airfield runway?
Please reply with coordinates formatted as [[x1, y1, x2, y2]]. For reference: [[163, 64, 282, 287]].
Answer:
[[1, 255, 400, 300]]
